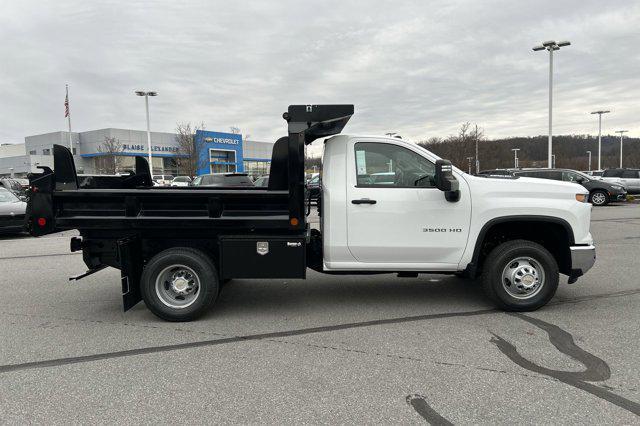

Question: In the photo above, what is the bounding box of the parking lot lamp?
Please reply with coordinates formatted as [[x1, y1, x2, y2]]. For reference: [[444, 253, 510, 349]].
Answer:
[[511, 148, 520, 168], [615, 130, 628, 168], [533, 40, 571, 168], [135, 90, 158, 172], [590, 110, 610, 170], [586, 151, 591, 171]]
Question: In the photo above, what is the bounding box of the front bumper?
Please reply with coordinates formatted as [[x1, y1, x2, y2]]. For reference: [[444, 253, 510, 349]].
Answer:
[[568, 245, 596, 282], [609, 189, 627, 201]]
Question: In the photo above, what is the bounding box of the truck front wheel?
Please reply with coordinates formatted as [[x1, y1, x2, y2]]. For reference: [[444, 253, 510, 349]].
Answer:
[[141, 248, 219, 321], [481, 240, 559, 311]]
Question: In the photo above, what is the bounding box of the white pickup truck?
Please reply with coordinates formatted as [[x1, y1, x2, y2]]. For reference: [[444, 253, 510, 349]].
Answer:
[[27, 104, 596, 321]]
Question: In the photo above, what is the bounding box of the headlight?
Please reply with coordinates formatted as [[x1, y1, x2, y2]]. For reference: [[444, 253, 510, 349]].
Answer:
[[575, 194, 588, 203]]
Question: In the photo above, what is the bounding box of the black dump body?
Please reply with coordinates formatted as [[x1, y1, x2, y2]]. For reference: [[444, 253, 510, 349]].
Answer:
[[26, 104, 353, 310]]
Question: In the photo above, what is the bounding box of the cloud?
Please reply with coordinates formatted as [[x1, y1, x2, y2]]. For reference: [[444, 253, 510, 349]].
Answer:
[[0, 0, 638, 152]]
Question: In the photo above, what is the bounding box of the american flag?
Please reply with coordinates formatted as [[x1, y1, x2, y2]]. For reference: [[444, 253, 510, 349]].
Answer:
[[64, 92, 70, 117]]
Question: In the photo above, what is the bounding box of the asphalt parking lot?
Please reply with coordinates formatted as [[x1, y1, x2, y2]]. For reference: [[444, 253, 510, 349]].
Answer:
[[0, 205, 639, 424]]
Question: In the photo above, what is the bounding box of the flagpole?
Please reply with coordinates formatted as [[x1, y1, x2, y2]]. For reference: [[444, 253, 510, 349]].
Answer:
[[66, 84, 73, 152]]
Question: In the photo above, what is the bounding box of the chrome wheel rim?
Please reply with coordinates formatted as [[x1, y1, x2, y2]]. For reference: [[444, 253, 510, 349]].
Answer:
[[501, 257, 545, 299], [591, 192, 606, 205], [155, 264, 200, 309]]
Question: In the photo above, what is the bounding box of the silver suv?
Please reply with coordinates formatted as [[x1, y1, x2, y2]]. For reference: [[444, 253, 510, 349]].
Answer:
[[600, 169, 640, 194]]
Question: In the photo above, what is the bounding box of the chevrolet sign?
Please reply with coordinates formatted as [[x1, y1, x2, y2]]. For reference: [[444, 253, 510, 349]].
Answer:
[[203, 137, 239, 145]]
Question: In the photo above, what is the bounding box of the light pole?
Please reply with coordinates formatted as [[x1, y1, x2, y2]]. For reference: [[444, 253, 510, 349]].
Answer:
[[135, 90, 158, 172], [533, 40, 571, 168], [586, 151, 591, 171], [511, 148, 520, 168], [590, 110, 610, 171], [615, 130, 628, 168], [475, 138, 480, 174], [466, 156, 473, 174]]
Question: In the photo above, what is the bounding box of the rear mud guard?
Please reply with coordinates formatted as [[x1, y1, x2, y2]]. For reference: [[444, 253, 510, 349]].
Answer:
[[117, 236, 143, 311]]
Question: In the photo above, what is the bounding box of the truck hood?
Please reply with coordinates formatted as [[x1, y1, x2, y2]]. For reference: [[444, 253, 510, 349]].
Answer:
[[460, 173, 593, 247], [463, 174, 587, 199]]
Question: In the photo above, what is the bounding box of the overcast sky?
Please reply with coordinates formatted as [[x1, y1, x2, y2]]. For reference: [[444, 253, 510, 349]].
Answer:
[[1, 0, 638, 154]]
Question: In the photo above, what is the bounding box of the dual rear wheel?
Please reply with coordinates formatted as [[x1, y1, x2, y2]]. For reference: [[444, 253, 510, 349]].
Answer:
[[141, 248, 219, 322]]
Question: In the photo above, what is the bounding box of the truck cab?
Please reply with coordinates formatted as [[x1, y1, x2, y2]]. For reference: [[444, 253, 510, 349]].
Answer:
[[26, 104, 596, 321], [322, 135, 472, 270], [319, 133, 595, 269]]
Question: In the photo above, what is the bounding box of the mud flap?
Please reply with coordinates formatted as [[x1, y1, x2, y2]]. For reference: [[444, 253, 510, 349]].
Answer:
[[117, 237, 142, 311]]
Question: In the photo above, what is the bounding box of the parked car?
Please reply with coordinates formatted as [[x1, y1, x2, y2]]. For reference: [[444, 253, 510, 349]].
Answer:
[[478, 169, 517, 176], [170, 176, 192, 187], [600, 168, 640, 194], [253, 175, 269, 187], [152, 175, 174, 186], [0, 178, 27, 200], [512, 168, 626, 206], [191, 173, 254, 187], [307, 173, 321, 203], [0, 187, 26, 233], [14, 178, 29, 190]]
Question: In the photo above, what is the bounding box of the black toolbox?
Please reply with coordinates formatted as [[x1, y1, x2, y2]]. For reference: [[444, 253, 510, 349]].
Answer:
[[220, 236, 306, 279]]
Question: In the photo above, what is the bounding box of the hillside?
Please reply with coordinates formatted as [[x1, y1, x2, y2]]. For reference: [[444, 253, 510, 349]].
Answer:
[[417, 134, 640, 172]]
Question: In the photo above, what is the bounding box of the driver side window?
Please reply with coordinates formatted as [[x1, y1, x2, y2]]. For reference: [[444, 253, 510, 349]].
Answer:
[[354, 142, 435, 188], [562, 171, 580, 182]]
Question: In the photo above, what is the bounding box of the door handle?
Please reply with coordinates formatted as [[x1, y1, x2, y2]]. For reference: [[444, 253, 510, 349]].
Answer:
[[351, 198, 377, 205]]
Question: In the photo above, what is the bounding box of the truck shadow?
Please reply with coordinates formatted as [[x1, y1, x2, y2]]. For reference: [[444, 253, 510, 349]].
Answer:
[[0, 232, 30, 241], [209, 274, 487, 319]]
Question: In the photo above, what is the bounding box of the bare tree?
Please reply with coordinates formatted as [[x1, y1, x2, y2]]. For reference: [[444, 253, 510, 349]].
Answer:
[[458, 122, 471, 141], [175, 122, 206, 177], [96, 136, 124, 174]]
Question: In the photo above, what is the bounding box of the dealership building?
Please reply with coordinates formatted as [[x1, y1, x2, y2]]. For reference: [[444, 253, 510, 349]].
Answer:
[[0, 129, 274, 178]]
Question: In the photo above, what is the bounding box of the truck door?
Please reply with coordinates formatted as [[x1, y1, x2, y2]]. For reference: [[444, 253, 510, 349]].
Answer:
[[346, 140, 471, 266]]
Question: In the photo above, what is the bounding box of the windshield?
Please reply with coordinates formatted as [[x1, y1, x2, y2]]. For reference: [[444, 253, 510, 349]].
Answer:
[[173, 176, 191, 182], [573, 171, 591, 180], [407, 140, 467, 175], [0, 188, 19, 203]]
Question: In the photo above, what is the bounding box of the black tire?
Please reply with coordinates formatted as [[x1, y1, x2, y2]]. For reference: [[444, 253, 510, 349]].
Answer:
[[481, 240, 559, 311], [140, 247, 219, 321], [589, 189, 609, 206]]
